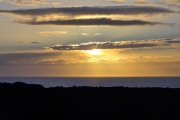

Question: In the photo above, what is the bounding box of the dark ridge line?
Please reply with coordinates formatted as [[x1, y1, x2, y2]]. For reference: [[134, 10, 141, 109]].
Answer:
[[1, 82, 180, 119]]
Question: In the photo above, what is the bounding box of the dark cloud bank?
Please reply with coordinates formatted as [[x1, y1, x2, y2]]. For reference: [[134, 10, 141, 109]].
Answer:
[[49, 42, 157, 50], [31, 41, 40, 44], [0, 6, 176, 26], [18, 18, 173, 26], [0, 6, 176, 16], [47, 38, 180, 50]]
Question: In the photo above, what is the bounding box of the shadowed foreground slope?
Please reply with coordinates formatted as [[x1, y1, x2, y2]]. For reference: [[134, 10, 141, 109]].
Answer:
[[0, 82, 180, 120]]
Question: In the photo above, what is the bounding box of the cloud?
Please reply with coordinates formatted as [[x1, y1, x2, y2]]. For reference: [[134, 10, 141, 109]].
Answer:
[[0, 52, 62, 65], [70, 33, 77, 35], [76, 33, 102, 36], [133, 0, 148, 4], [166, 0, 180, 4], [52, 2, 61, 6], [143, 61, 180, 66], [157, 0, 180, 7], [39, 31, 67, 36], [16, 18, 173, 26], [108, 0, 127, 3], [37, 59, 66, 65], [0, 6, 176, 27], [0, 6, 176, 16], [31, 41, 40, 44], [81, 33, 89, 35], [47, 42, 157, 50], [45, 37, 180, 50], [166, 40, 180, 44], [0, 50, 91, 66], [6, 0, 49, 6], [94, 33, 102, 35]]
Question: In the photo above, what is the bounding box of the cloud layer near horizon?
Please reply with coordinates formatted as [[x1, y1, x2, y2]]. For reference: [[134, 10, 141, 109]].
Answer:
[[1, 36, 180, 76]]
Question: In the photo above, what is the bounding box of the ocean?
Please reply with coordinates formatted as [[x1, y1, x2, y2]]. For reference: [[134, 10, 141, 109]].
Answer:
[[0, 77, 180, 88]]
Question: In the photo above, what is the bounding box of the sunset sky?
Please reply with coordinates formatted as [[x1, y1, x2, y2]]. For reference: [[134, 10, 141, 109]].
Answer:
[[0, 0, 180, 76]]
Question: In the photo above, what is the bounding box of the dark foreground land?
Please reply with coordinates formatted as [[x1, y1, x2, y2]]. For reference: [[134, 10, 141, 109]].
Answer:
[[0, 82, 180, 120]]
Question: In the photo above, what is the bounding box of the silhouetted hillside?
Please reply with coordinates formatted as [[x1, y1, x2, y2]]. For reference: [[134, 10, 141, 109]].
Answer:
[[0, 82, 180, 120]]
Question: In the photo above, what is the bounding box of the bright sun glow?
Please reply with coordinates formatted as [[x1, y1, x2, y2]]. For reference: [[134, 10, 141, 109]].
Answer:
[[86, 49, 101, 55]]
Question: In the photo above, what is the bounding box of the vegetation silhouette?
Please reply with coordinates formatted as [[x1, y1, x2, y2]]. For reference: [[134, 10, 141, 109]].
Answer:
[[0, 82, 180, 120]]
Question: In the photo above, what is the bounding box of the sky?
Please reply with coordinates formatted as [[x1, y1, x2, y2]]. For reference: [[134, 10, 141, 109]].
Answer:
[[0, 0, 180, 77]]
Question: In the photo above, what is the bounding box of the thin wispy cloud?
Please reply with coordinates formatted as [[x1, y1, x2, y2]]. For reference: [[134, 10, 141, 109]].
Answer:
[[80, 33, 102, 36], [39, 31, 67, 36], [157, 0, 180, 7], [81, 33, 89, 36], [167, 0, 180, 5], [94, 33, 102, 35], [52, 2, 61, 6], [31, 41, 40, 44], [108, 0, 127, 3], [133, 0, 148, 4], [6, 0, 49, 6], [0, 52, 62, 65]]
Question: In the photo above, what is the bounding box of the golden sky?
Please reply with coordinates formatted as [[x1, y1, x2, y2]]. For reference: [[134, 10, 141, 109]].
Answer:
[[0, 0, 180, 76]]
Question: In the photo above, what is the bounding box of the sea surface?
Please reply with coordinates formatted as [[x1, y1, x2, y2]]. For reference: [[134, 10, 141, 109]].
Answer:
[[0, 77, 180, 88]]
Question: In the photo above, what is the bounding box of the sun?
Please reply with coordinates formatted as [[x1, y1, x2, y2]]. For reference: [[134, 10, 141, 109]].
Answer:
[[86, 49, 102, 55]]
